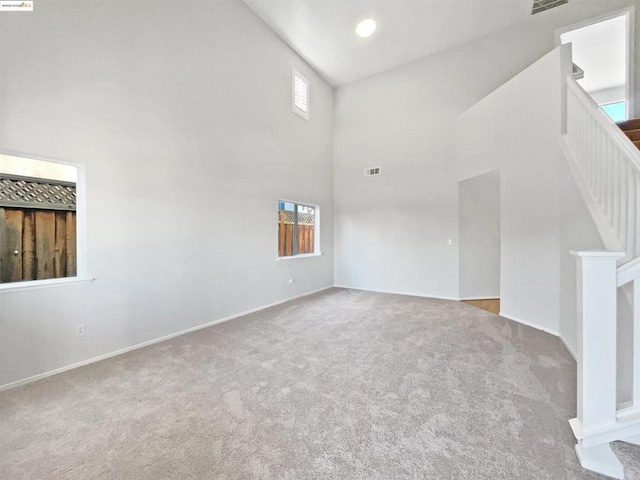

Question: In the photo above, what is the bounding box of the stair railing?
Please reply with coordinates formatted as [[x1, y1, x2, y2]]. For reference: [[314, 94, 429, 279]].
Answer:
[[563, 76, 640, 262], [562, 75, 640, 479]]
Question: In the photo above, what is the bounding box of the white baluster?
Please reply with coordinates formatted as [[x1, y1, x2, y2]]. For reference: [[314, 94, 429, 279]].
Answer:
[[626, 163, 635, 257], [635, 174, 640, 258], [634, 278, 640, 408], [620, 161, 629, 255], [613, 152, 621, 237]]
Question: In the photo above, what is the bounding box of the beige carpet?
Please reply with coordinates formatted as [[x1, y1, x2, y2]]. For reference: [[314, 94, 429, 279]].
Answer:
[[1, 288, 639, 479]]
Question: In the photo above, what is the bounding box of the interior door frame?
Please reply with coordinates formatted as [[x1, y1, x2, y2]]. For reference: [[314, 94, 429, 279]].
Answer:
[[555, 5, 635, 120]]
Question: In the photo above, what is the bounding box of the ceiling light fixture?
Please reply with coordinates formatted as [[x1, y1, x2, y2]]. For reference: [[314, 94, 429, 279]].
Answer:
[[356, 19, 377, 38]]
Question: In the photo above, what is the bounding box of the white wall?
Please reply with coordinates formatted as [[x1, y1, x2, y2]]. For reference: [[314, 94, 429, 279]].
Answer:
[[458, 45, 604, 339], [0, 0, 334, 388], [458, 171, 500, 300], [457, 47, 563, 333], [334, 0, 637, 308], [590, 86, 627, 105]]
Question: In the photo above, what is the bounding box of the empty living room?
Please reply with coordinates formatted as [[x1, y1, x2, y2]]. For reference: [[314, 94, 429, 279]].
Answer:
[[3, 0, 640, 478]]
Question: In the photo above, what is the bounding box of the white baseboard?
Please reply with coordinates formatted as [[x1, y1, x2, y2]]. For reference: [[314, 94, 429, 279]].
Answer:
[[499, 311, 561, 337], [336, 287, 578, 358], [499, 312, 577, 359], [0, 286, 333, 392], [459, 296, 500, 301], [334, 284, 461, 301], [559, 334, 578, 360]]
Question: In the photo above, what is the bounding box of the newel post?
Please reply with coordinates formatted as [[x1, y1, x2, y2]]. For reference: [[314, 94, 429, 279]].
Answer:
[[570, 250, 625, 479]]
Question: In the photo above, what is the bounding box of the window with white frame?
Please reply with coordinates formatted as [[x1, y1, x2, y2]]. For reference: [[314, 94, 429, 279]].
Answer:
[[278, 200, 318, 257], [292, 69, 309, 120], [0, 153, 86, 287]]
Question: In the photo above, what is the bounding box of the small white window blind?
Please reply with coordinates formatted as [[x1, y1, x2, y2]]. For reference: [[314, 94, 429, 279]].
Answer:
[[292, 69, 309, 121]]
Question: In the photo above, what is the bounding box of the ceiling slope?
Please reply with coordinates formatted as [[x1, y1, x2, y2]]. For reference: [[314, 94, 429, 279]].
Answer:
[[242, 0, 564, 86]]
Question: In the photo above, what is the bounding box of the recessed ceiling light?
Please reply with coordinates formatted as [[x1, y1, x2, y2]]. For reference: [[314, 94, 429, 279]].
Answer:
[[356, 19, 377, 38]]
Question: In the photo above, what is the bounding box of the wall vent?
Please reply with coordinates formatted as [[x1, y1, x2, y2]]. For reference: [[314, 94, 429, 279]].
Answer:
[[364, 167, 381, 176], [531, 0, 568, 15]]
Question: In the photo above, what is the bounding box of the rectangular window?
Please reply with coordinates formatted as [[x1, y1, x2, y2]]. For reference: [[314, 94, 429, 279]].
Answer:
[[601, 101, 627, 123], [292, 69, 309, 121], [278, 200, 317, 257], [0, 154, 80, 284]]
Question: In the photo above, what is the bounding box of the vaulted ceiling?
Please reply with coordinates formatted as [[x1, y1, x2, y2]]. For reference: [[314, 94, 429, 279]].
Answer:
[[242, 0, 571, 86]]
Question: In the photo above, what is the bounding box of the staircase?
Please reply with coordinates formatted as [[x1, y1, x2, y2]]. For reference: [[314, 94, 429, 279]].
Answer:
[[619, 119, 640, 150], [562, 76, 640, 479]]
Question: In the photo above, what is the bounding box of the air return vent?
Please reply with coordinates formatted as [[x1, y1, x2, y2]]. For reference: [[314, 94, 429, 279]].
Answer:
[[531, 0, 568, 15], [364, 167, 381, 176]]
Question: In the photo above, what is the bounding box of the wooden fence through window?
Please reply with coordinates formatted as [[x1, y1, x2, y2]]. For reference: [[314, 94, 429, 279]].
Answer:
[[278, 210, 314, 257], [0, 207, 76, 283]]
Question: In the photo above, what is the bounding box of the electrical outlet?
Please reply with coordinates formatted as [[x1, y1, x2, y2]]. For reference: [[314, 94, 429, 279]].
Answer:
[[76, 324, 85, 337], [447, 239, 452, 245], [288, 278, 294, 285]]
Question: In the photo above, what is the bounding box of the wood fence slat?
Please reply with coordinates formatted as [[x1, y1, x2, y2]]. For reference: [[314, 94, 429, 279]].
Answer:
[[22, 211, 36, 280], [278, 220, 315, 256], [279, 222, 285, 257], [1, 208, 24, 282], [66, 212, 77, 276], [298, 225, 305, 254], [286, 224, 293, 256], [306, 225, 312, 253], [298, 225, 313, 254], [35, 211, 56, 280], [54, 212, 67, 278], [309, 227, 314, 253], [0, 208, 77, 283]]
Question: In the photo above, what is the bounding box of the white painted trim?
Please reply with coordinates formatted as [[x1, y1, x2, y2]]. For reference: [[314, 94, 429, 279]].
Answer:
[[575, 443, 624, 479], [560, 136, 626, 254], [0, 148, 90, 280], [277, 252, 323, 261], [554, 6, 634, 48], [617, 256, 640, 287], [559, 334, 578, 360], [0, 285, 333, 392], [498, 311, 561, 337], [333, 284, 461, 301], [555, 6, 635, 119], [571, 413, 640, 449], [336, 287, 577, 358], [459, 296, 500, 301], [277, 198, 321, 256], [565, 78, 640, 168], [0, 276, 94, 293], [626, 6, 635, 118]]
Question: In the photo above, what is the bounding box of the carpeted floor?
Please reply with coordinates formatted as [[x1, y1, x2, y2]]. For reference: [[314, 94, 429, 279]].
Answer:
[[1, 288, 639, 479]]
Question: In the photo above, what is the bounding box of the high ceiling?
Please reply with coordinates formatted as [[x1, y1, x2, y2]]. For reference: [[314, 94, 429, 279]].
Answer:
[[242, 0, 562, 86]]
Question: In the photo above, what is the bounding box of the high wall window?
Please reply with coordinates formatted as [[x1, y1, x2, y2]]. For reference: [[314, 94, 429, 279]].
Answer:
[[292, 69, 309, 121], [0, 154, 81, 285], [278, 200, 317, 257]]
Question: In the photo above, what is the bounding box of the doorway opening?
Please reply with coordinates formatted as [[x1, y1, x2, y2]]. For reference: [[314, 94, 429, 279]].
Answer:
[[458, 170, 500, 311], [558, 8, 634, 122]]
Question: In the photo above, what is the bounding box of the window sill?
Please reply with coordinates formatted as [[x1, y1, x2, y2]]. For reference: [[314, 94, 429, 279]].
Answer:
[[277, 252, 323, 261], [0, 276, 95, 293]]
